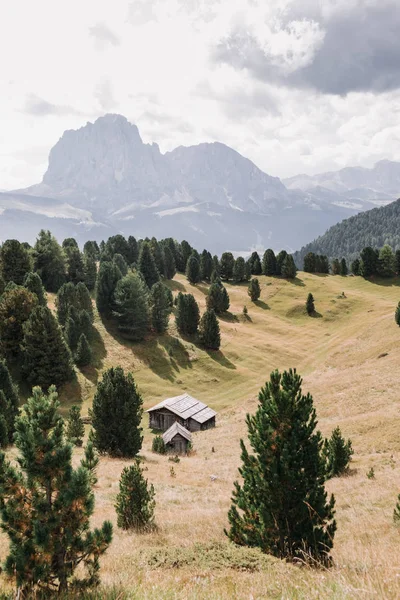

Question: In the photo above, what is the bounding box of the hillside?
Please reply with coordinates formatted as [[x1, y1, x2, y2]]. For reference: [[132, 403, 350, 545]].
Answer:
[[2, 272, 400, 598], [294, 197, 400, 267]]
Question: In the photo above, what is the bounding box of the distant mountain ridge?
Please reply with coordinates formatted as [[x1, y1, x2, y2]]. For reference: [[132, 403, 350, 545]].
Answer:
[[2, 114, 400, 251]]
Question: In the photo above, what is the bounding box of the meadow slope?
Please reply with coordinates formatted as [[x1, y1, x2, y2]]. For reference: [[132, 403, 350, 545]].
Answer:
[[2, 272, 400, 599]]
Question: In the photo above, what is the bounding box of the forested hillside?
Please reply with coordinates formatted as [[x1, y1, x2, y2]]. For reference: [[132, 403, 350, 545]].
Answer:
[[294, 197, 400, 266]]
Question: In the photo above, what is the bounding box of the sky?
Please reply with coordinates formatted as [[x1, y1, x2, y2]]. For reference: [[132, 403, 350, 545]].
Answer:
[[2, 0, 400, 189]]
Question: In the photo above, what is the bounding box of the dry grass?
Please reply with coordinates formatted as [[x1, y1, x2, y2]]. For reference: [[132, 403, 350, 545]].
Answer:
[[2, 272, 400, 598]]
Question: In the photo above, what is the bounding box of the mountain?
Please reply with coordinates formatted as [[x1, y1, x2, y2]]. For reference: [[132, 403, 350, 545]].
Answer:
[[293, 197, 400, 268], [3, 114, 398, 252]]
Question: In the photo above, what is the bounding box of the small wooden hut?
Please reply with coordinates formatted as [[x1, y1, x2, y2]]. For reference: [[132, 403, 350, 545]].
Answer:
[[146, 393, 216, 432], [162, 422, 192, 455]]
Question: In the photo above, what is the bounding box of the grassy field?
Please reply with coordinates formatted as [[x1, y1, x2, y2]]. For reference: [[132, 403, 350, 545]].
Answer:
[[3, 272, 400, 599]]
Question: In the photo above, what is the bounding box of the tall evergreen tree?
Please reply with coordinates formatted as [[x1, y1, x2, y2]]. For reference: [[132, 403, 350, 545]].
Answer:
[[378, 244, 395, 277], [23, 272, 46, 306], [75, 333, 92, 367], [0, 386, 112, 594], [306, 293, 315, 315], [276, 250, 288, 276], [65, 310, 80, 351], [248, 278, 261, 302], [323, 427, 353, 479], [200, 249, 213, 281], [113, 272, 150, 341], [113, 253, 129, 277], [396, 249, 400, 275], [96, 261, 122, 318], [207, 281, 230, 314], [84, 254, 97, 292], [22, 306, 74, 389], [56, 282, 77, 326], [262, 249, 277, 276], [303, 252, 316, 273], [351, 258, 361, 276], [0, 287, 37, 359], [249, 252, 262, 275], [186, 254, 201, 284], [83, 240, 100, 259], [151, 282, 170, 334], [212, 255, 220, 277], [176, 293, 200, 335], [0, 360, 19, 445], [81, 441, 99, 486], [149, 238, 165, 277], [0, 239, 32, 285], [226, 369, 336, 564], [33, 230, 67, 292], [180, 240, 193, 271], [138, 241, 160, 289], [92, 367, 143, 458], [64, 245, 85, 284], [220, 252, 235, 280], [105, 235, 130, 263], [360, 246, 379, 278], [127, 235, 139, 265], [340, 258, 348, 276], [281, 255, 297, 279], [233, 257, 246, 282], [199, 309, 221, 350], [76, 282, 94, 321], [66, 405, 85, 447], [115, 461, 156, 532], [163, 245, 176, 280]]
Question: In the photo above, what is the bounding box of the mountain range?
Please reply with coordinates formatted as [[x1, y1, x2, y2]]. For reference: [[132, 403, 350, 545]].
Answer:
[[1, 114, 400, 252]]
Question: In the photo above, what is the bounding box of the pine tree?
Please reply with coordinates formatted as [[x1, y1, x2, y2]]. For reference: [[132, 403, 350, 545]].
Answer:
[[206, 281, 230, 314], [340, 258, 348, 276], [96, 261, 122, 318], [360, 246, 379, 278], [396, 249, 400, 275], [65, 245, 85, 284], [105, 235, 130, 263], [186, 254, 201, 284], [200, 250, 213, 281], [56, 282, 77, 325], [331, 258, 340, 275], [303, 252, 316, 273], [323, 427, 353, 479], [378, 244, 395, 278], [33, 230, 67, 292], [127, 235, 139, 265], [149, 238, 165, 276], [138, 241, 160, 289], [199, 309, 221, 350], [66, 405, 85, 446], [76, 281, 94, 321], [113, 272, 150, 341], [276, 250, 288, 276], [116, 461, 156, 531], [226, 369, 336, 564], [0, 402, 9, 448], [0, 287, 38, 359], [248, 278, 261, 302], [152, 435, 166, 454], [22, 306, 74, 389], [249, 252, 262, 275], [151, 282, 170, 334], [281, 255, 297, 279], [0, 360, 19, 445], [113, 253, 129, 276], [84, 254, 97, 291], [180, 240, 193, 271], [92, 367, 143, 458], [306, 292, 315, 315], [262, 249, 277, 276], [176, 293, 200, 335], [220, 252, 235, 280], [81, 440, 100, 486], [0, 386, 113, 594], [0, 239, 32, 285], [163, 245, 176, 279], [75, 333, 92, 367], [351, 258, 361, 276], [395, 302, 400, 327], [79, 309, 93, 339], [24, 272, 47, 306], [83, 240, 100, 260], [65, 312, 80, 351]]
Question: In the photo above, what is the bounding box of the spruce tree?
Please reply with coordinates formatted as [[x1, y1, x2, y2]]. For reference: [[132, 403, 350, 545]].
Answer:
[[92, 367, 143, 458], [276, 250, 288, 276], [176, 293, 200, 335], [262, 249, 277, 276], [248, 278, 261, 302], [306, 293, 315, 315], [360, 246, 379, 278], [395, 302, 400, 326], [303, 252, 316, 273], [76, 281, 94, 321], [65, 312, 80, 351], [105, 234, 131, 263], [65, 245, 85, 284], [79, 309, 93, 339], [113, 272, 150, 341], [113, 253, 129, 277], [84, 254, 97, 291], [151, 282, 170, 334], [127, 235, 139, 265], [149, 238, 165, 276], [220, 252, 235, 280], [22, 306, 74, 389], [96, 261, 122, 318], [0, 386, 113, 594], [378, 245, 395, 278], [0, 239, 32, 285], [24, 271, 47, 306], [138, 241, 160, 289], [115, 461, 156, 531], [83, 240, 100, 260], [186, 254, 201, 284], [212, 255, 220, 277], [66, 405, 85, 446], [56, 282, 77, 326], [244, 260, 252, 282], [81, 440, 99, 486], [351, 258, 361, 276], [340, 258, 348, 276], [180, 240, 193, 270], [0, 287, 37, 359], [163, 244, 176, 280], [233, 257, 246, 282], [249, 252, 262, 275], [396, 249, 400, 276], [323, 427, 353, 479], [0, 360, 19, 445], [200, 250, 213, 281], [281, 255, 297, 279], [226, 369, 336, 564], [199, 309, 221, 350], [207, 281, 230, 314], [33, 229, 67, 292], [75, 333, 92, 367]]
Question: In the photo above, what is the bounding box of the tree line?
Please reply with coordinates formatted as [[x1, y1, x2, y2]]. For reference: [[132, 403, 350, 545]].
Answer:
[[303, 244, 400, 278]]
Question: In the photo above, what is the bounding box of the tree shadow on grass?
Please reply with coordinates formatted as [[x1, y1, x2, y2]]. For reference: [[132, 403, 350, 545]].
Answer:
[[254, 300, 270, 310], [204, 349, 236, 370], [165, 280, 186, 292], [218, 311, 239, 323], [310, 311, 323, 319], [85, 327, 107, 384], [195, 283, 209, 296], [288, 277, 306, 287]]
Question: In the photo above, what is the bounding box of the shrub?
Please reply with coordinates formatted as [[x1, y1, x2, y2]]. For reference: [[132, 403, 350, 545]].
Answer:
[[115, 461, 156, 532], [323, 427, 353, 478], [152, 435, 166, 454]]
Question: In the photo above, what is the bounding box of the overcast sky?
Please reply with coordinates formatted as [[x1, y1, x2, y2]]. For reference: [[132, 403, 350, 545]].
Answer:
[[2, 0, 400, 189]]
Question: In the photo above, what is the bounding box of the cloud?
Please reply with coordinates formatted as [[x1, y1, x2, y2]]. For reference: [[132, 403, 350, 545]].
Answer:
[[94, 80, 118, 111], [214, 0, 400, 95], [127, 1, 158, 25], [89, 22, 120, 47], [22, 95, 83, 117]]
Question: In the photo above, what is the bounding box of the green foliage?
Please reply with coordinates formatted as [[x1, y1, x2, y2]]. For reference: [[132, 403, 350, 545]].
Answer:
[[262, 249, 277, 276], [76, 333, 92, 367], [276, 251, 287, 276], [115, 461, 156, 532], [84, 254, 97, 291], [75, 282, 94, 321], [65, 312, 80, 351], [105, 235, 131, 263], [186, 254, 201, 284], [366, 467, 375, 479], [33, 229, 67, 292], [303, 252, 330, 274], [395, 302, 400, 326], [248, 278, 261, 302], [220, 252, 235, 280], [150, 282, 170, 334], [113, 272, 150, 341], [340, 258, 348, 276], [127, 235, 139, 265], [96, 261, 122, 318], [199, 309, 221, 350], [200, 250, 213, 281], [83, 240, 100, 260], [23, 271, 47, 306], [0, 287, 37, 359], [323, 427, 353, 479], [306, 292, 315, 315], [152, 435, 166, 454], [81, 441, 99, 486], [22, 306, 74, 389], [0, 386, 112, 594], [233, 257, 246, 282], [0, 239, 32, 285], [175, 293, 200, 335], [163, 245, 176, 280], [56, 282, 76, 325], [351, 258, 361, 275], [180, 240, 193, 271], [281, 255, 297, 279], [65, 244, 85, 284], [113, 253, 128, 277], [0, 360, 19, 445], [378, 244, 395, 277], [360, 247, 379, 278], [92, 367, 143, 458], [331, 258, 340, 275], [249, 252, 262, 275], [138, 242, 160, 289], [66, 405, 85, 447], [226, 369, 336, 565], [206, 281, 230, 314]]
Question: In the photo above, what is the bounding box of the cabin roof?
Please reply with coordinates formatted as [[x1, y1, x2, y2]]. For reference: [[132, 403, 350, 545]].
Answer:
[[146, 393, 217, 423], [162, 422, 192, 445]]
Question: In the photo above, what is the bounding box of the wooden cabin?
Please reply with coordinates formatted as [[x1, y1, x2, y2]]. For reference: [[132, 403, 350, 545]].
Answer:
[[162, 422, 192, 455], [146, 393, 217, 432]]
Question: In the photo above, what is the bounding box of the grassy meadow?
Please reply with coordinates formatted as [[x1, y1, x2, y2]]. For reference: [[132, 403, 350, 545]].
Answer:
[[3, 271, 400, 599]]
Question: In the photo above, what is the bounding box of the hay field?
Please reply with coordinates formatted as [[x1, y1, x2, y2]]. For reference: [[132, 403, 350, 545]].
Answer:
[[2, 272, 400, 599]]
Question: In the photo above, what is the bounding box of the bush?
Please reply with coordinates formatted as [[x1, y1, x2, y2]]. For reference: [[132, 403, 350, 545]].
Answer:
[[323, 426, 353, 478], [66, 405, 85, 447], [152, 435, 166, 454], [115, 461, 156, 532]]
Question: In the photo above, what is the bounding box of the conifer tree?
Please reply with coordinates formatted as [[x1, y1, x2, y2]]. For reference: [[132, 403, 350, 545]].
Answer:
[[186, 254, 201, 284], [340, 258, 348, 276], [248, 278, 261, 302], [249, 252, 262, 275], [66, 405, 85, 446], [96, 261, 122, 318], [81, 440, 99, 486], [180, 240, 193, 270], [0, 360, 19, 445], [115, 461, 156, 532], [0, 386, 113, 594], [176, 293, 200, 335], [360, 246, 379, 278], [0, 400, 9, 448], [152, 435, 166, 454], [276, 250, 288, 276], [83, 240, 100, 260], [395, 302, 400, 326], [92, 367, 143, 458], [212, 255, 220, 277], [79, 309, 93, 339], [56, 282, 77, 326], [64, 244, 85, 284], [281, 255, 297, 279], [113, 272, 150, 341], [65, 312, 80, 351], [0, 239, 32, 285], [151, 282, 170, 334], [262, 249, 277, 276], [378, 244, 395, 278], [206, 281, 230, 314], [303, 252, 316, 273], [323, 427, 353, 479], [351, 258, 361, 276], [113, 253, 129, 277], [331, 258, 340, 275], [149, 238, 165, 276], [396, 249, 400, 275], [105, 234, 130, 263], [0, 287, 37, 359], [220, 252, 235, 280], [84, 254, 97, 291], [163, 245, 176, 279], [138, 241, 160, 288], [233, 257, 246, 282], [306, 292, 315, 315], [22, 306, 74, 389], [226, 369, 336, 564], [127, 235, 139, 265], [199, 309, 221, 350], [23, 272, 47, 306], [76, 281, 94, 321], [200, 250, 213, 281], [75, 333, 92, 367], [33, 229, 67, 292]]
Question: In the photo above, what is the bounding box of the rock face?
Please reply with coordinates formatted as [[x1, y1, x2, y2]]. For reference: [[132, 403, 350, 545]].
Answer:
[[6, 114, 398, 251]]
